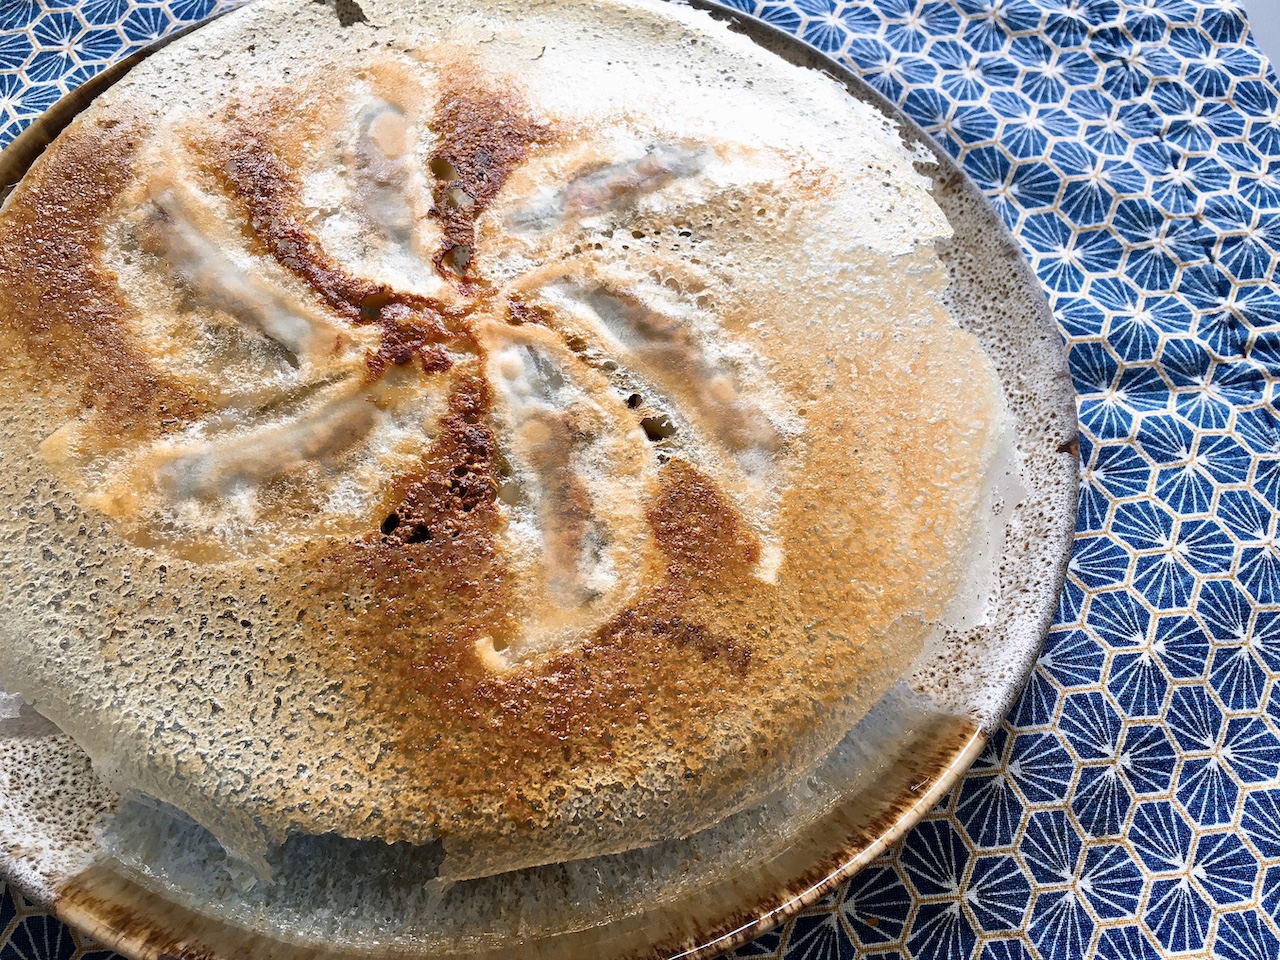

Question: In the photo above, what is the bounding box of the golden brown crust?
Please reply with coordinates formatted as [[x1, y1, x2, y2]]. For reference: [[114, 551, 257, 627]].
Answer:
[[0, 36, 1009, 878], [424, 68, 556, 282], [214, 119, 465, 378], [0, 116, 199, 434]]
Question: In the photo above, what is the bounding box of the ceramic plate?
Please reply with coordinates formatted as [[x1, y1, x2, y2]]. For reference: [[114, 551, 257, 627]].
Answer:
[[0, 3, 1077, 958]]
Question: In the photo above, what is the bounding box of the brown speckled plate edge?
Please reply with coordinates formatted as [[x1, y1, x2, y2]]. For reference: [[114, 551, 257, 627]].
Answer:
[[669, 729, 989, 960]]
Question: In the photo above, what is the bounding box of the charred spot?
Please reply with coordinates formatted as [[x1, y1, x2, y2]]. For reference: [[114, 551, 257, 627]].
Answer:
[[426, 84, 555, 283], [506, 295, 552, 327], [216, 130, 474, 381]]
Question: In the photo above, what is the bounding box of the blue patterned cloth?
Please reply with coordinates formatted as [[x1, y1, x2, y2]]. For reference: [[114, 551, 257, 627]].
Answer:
[[1, 1, 1279, 958]]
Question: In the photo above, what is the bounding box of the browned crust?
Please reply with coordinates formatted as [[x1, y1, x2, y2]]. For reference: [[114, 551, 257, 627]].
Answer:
[[9, 83, 781, 842], [302, 453, 764, 829], [0, 114, 200, 435], [178, 85, 770, 809], [424, 69, 555, 285], [0, 61, 994, 865], [214, 126, 464, 380]]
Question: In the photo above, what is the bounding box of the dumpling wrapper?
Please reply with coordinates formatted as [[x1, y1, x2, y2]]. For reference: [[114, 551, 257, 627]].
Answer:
[[0, 0, 1015, 881]]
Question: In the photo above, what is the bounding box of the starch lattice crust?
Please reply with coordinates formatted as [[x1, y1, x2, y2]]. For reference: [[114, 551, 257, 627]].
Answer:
[[0, 0, 1014, 880]]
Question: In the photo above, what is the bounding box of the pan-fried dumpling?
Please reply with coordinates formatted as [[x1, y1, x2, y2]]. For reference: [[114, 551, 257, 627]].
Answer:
[[0, 0, 1016, 881]]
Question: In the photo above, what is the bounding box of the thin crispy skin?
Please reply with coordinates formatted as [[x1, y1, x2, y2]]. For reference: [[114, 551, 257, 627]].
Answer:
[[0, 118, 199, 433], [0, 1, 1009, 881]]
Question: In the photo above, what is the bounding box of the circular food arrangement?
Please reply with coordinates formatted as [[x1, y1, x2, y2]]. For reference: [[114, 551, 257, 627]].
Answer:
[[0, 0, 1077, 957]]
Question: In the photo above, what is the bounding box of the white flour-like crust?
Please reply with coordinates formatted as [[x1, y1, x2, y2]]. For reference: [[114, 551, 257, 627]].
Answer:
[[0, 0, 1020, 882]]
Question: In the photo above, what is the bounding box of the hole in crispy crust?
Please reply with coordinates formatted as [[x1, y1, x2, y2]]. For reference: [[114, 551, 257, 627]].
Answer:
[[443, 245, 472, 276], [446, 187, 475, 209], [641, 415, 678, 441], [429, 157, 460, 181], [380, 512, 401, 535], [360, 289, 391, 320], [626, 393, 643, 409], [497, 478, 522, 505]]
